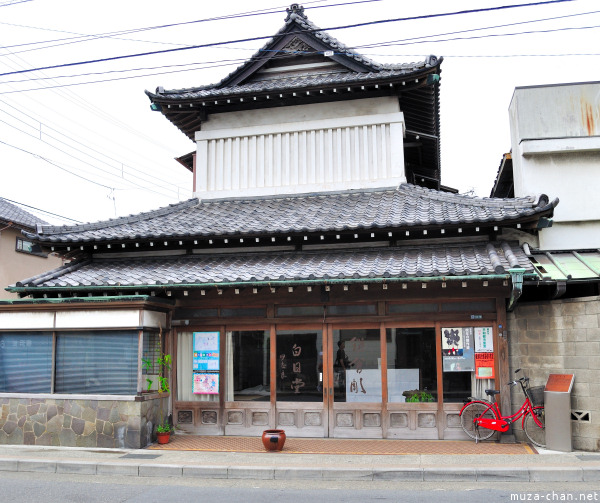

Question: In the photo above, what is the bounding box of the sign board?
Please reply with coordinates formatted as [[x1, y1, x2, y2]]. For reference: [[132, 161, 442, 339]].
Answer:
[[193, 331, 220, 371], [545, 373, 575, 393], [475, 352, 495, 379], [193, 372, 219, 394], [441, 327, 475, 372], [474, 327, 493, 352]]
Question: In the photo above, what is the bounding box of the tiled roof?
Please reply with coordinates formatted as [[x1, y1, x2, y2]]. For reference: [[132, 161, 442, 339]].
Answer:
[[147, 67, 433, 102], [0, 198, 48, 230], [146, 6, 438, 103], [11, 241, 533, 291], [24, 185, 558, 244]]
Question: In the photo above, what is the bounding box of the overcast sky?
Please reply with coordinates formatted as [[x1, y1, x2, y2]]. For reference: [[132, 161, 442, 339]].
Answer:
[[1, 0, 599, 225]]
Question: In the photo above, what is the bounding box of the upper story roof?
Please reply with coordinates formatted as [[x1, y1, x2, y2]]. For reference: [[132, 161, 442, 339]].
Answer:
[[146, 4, 443, 188], [0, 198, 48, 231], [23, 184, 557, 247]]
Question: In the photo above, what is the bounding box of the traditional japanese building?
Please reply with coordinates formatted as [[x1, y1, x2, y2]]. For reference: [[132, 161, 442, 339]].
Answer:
[[0, 5, 557, 447]]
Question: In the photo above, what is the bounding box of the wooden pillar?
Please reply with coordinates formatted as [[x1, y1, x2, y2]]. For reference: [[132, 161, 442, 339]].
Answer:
[[496, 298, 510, 418]]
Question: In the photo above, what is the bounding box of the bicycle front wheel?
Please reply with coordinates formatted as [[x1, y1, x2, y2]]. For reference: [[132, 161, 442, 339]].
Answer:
[[460, 402, 496, 441], [524, 406, 545, 448]]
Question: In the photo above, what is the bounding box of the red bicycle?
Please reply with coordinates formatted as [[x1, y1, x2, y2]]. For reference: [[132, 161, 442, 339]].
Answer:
[[459, 369, 546, 447]]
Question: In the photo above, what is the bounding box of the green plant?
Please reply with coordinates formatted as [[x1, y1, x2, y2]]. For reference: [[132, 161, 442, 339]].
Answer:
[[406, 391, 435, 403], [156, 423, 172, 434], [146, 378, 153, 391]]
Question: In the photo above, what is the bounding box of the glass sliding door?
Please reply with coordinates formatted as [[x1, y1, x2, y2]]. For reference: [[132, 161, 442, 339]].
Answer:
[[276, 329, 323, 402], [332, 329, 382, 403]]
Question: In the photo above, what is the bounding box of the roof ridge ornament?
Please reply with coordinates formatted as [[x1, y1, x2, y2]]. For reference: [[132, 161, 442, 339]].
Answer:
[[285, 3, 306, 21]]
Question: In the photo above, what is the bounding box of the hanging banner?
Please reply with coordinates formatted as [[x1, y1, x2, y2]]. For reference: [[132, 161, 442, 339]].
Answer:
[[475, 352, 495, 379], [193, 331, 220, 371], [441, 327, 475, 372], [474, 327, 494, 353]]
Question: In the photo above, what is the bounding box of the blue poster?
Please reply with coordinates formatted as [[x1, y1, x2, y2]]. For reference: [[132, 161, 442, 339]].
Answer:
[[193, 332, 220, 371]]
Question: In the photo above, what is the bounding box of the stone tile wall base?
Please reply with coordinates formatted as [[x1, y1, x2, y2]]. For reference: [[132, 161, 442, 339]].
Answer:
[[0, 396, 167, 448]]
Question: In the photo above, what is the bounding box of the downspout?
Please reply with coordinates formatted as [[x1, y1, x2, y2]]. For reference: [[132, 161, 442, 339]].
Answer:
[[507, 268, 526, 312]]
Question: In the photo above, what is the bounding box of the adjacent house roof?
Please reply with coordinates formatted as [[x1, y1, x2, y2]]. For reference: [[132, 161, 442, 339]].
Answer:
[[10, 241, 534, 294], [23, 185, 558, 245], [0, 198, 48, 231]]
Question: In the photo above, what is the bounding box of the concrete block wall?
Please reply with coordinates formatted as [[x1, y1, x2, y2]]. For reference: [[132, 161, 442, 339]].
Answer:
[[507, 295, 600, 451], [0, 395, 168, 448]]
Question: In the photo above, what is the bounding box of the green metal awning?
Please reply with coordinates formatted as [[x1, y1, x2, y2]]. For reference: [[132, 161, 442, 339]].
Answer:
[[529, 250, 600, 281]]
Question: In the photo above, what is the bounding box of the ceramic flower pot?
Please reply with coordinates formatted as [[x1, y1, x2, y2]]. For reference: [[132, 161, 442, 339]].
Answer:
[[156, 431, 171, 444], [261, 429, 286, 451]]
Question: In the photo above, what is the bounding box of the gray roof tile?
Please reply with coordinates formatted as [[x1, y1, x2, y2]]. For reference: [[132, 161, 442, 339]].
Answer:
[[25, 185, 557, 245], [12, 241, 533, 292], [0, 198, 48, 230]]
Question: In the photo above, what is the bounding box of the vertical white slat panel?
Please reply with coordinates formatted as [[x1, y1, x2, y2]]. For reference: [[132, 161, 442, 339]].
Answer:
[[325, 128, 333, 183], [216, 138, 225, 191], [291, 131, 299, 186], [380, 124, 389, 179], [248, 136, 256, 188], [335, 128, 343, 182], [232, 137, 241, 190], [318, 129, 325, 184], [224, 138, 233, 190], [309, 130, 316, 183], [343, 127, 352, 181], [255, 135, 264, 188], [371, 125, 379, 180], [266, 134, 273, 187], [299, 131, 307, 185], [362, 125, 370, 181], [282, 132, 290, 186], [274, 133, 282, 186], [353, 126, 361, 181]]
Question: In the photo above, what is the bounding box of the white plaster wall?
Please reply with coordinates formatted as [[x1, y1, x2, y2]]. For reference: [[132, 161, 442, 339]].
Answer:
[[55, 309, 141, 329], [195, 101, 405, 199], [539, 221, 600, 251], [0, 311, 55, 330], [141, 310, 167, 329], [509, 83, 600, 250], [201, 97, 400, 131]]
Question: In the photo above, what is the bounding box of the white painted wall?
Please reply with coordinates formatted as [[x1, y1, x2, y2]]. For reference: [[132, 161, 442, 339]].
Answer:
[[509, 82, 600, 250], [0, 308, 165, 330], [195, 98, 406, 199]]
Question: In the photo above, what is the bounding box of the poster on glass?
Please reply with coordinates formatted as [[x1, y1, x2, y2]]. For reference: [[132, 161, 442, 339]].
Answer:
[[441, 327, 475, 372]]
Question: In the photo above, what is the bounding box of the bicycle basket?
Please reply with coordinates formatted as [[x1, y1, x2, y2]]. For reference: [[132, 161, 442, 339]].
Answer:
[[528, 386, 545, 407]]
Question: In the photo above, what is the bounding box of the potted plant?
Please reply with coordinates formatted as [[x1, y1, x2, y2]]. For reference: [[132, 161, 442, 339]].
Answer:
[[406, 391, 435, 403], [156, 422, 173, 444]]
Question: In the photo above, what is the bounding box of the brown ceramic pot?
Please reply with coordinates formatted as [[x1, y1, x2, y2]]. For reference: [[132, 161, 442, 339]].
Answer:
[[156, 432, 171, 444], [261, 429, 286, 451]]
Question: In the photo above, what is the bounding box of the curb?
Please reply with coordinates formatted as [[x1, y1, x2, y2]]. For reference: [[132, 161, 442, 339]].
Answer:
[[1, 458, 599, 482]]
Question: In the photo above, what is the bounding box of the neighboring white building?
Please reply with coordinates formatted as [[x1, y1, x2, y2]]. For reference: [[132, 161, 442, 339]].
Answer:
[[508, 82, 600, 251]]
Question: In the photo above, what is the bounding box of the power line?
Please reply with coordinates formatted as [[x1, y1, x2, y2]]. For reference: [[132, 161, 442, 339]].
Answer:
[[0, 0, 576, 77], [0, 0, 381, 55]]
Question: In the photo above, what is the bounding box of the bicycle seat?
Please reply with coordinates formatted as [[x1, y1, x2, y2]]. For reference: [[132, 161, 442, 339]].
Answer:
[[485, 389, 501, 396]]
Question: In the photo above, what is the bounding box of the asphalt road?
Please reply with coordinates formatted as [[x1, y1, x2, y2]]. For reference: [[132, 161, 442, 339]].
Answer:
[[2, 472, 600, 503]]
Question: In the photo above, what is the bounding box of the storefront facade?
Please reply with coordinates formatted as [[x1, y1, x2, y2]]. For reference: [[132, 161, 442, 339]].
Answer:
[[170, 285, 509, 440]]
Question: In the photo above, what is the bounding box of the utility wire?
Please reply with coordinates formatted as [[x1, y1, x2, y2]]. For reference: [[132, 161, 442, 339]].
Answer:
[[0, 0, 381, 55], [0, 0, 576, 77]]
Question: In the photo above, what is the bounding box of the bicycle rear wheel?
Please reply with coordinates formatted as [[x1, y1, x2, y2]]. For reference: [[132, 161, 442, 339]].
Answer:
[[460, 402, 496, 441], [524, 406, 545, 448]]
